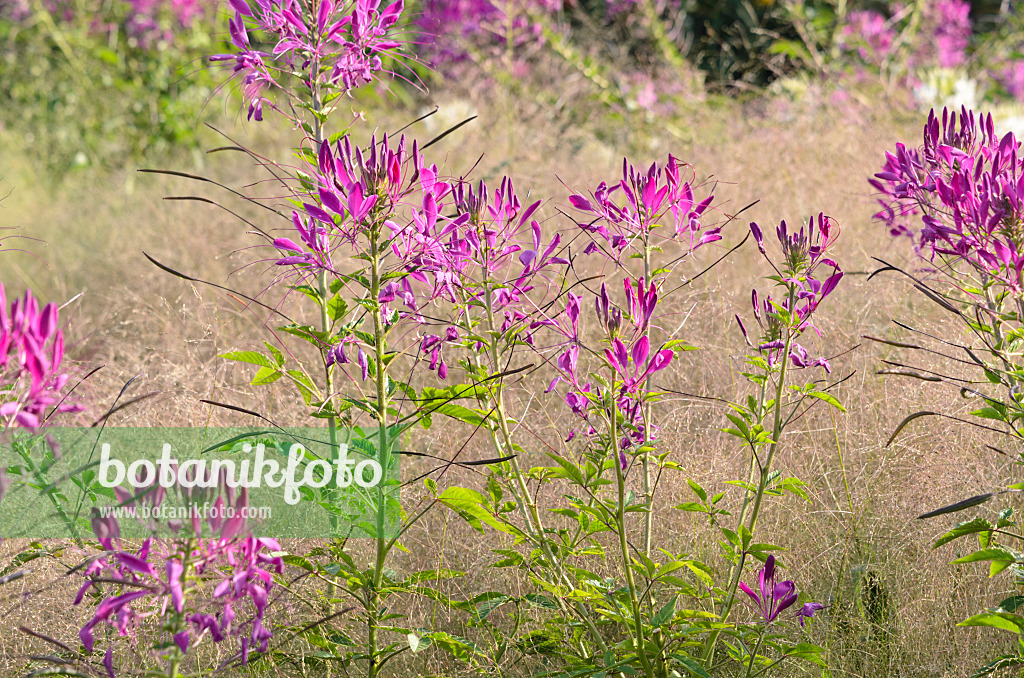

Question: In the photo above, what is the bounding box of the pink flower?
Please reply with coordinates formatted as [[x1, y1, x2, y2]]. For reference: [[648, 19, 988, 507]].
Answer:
[[739, 556, 798, 625], [76, 490, 284, 666], [0, 285, 83, 430]]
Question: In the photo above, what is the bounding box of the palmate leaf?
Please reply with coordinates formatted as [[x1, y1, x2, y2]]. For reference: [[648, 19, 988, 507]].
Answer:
[[251, 366, 283, 385], [670, 653, 713, 678], [409, 630, 482, 662], [651, 595, 677, 627]]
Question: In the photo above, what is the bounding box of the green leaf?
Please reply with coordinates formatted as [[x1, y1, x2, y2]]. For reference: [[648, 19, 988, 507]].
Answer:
[[546, 453, 586, 487], [430, 403, 487, 426], [968, 654, 1024, 678], [971, 407, 1006, 421], [960, 612, 1024, 634], [769, 39, 813, 63], [805, 391, 845, 412], [671, 654, 713, 678], [952, 548, 1017, 566], [523, 593, 559, 609], [934, 518, 993, 548], [420, 631, 480, 661], [472, 593, 510, 620], [287, 370, 318, 405], [996, 596, 1024, 614], [652, 595, 677, 627], [282, 554, 314, 571], [687, 479, 707, 503], [251, 366, 282, 385], [264, 341, 286, 366], [327, 294, 348, 323], [220, 350, 275, 368], [437, 487, 510, 534]]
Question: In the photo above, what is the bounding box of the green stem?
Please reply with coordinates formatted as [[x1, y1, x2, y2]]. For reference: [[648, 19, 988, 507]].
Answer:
[[703, 285, 797, 668], [610, 386, 656, 678], [474, 262, 607, 657], [742, 629, 767, 678], [640, 238, 669, 678], [311, 57, 341, 677], [367, 221, 392, 678], [641, 243, 653, 559]]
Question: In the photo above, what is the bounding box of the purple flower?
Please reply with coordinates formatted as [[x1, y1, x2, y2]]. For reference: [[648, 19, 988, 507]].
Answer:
[[419, 327, 462, 381], [931, 0, 971, 68], [789, 343, 831, 374], [873, 107, 1024, 297], [999, 61, 1024, 102], [0, 285, 83, 430], [210, 0, 406, 122], [739, 556, 798, 625], [357, 348, 369, 381], [837, 10, 896, 65], [604, 335, 674, 395], [749, 221, 765, 254], [570, 155, 718, 262], [77, 486, 284, 665], [796, 602, 825, 627]]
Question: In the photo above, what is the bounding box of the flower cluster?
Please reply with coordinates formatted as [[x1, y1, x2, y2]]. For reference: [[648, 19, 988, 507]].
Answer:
[[211, 0, 404, 121], [569, 155, 718, 262], [836, 1, 971, 76], [77, 481, 283, 669], [925, 0, 972, 69], [837, 10, 896, 66], [1, 0, 207, 45], [740, 214, 843, 373], [271, 134, 570, 385], [414, 0, 562, 74], [998, 61, 1024, 102], [0, 285, 81, 429], [540, 278, 675, 464], [871, 107, 1024, 294]]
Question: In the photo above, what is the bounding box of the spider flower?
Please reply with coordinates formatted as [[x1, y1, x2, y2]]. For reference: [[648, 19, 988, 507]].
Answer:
[[211, 0, 406, 122], [872, 107, 1024, 296], [76, 478, 283, 667], [739, 555, 798, 625], [0, 285, 82, 429], [570, 155, 718, 261]]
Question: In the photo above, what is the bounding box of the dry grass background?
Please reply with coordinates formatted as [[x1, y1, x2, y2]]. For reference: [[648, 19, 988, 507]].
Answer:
[[0, 83, 1020, 677]]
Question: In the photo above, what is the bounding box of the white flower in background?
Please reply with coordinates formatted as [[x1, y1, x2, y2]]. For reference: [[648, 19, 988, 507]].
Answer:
[[914, 68, 979, 111]]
